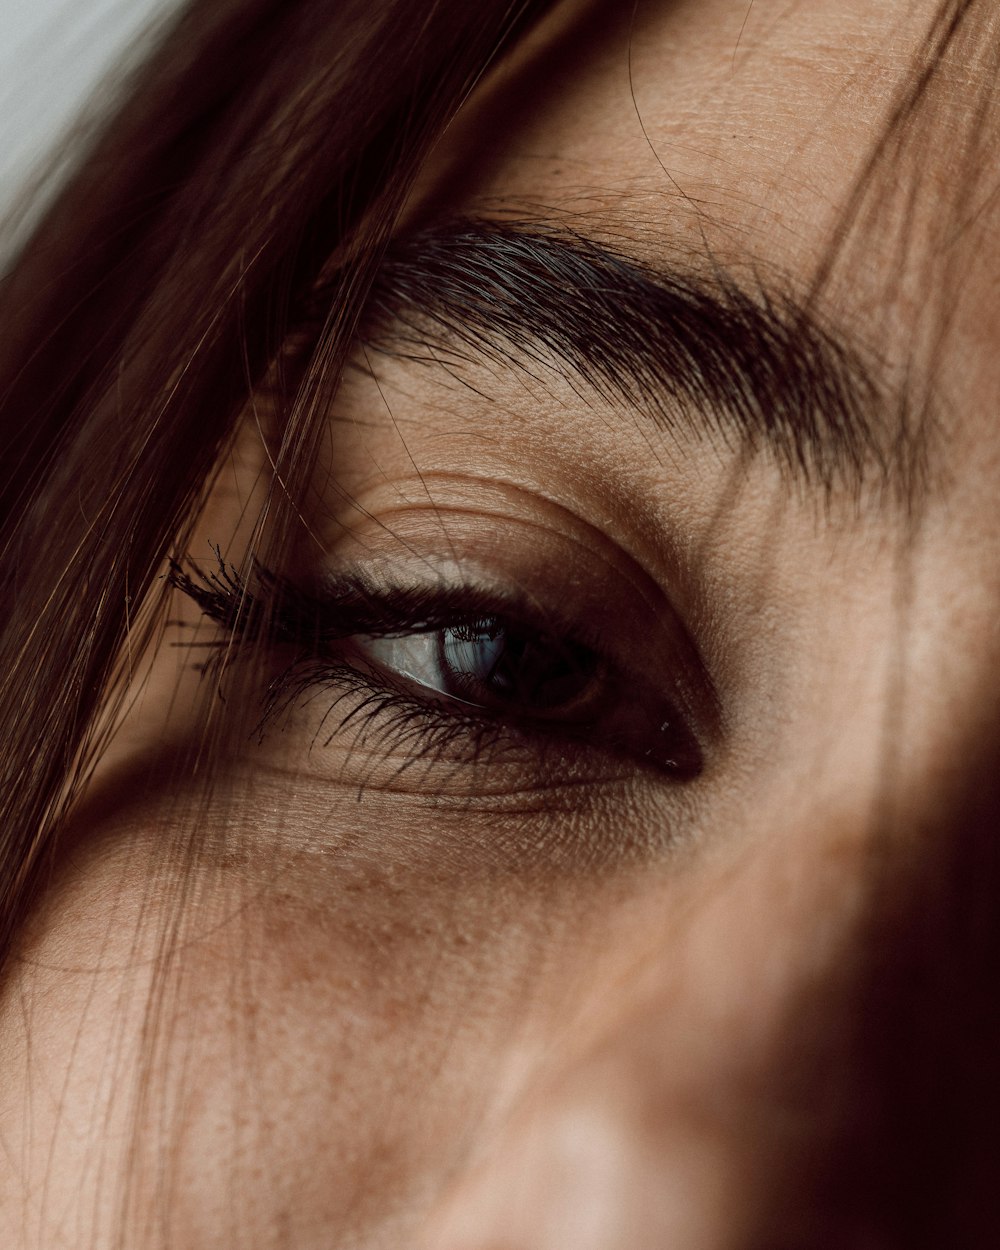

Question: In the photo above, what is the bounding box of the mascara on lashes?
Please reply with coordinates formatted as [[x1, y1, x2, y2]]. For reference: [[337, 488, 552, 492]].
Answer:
[[169, 557, 706, 781]]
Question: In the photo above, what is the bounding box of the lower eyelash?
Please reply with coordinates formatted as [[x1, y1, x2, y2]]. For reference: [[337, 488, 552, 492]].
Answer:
[[260, 655, 531, 783]]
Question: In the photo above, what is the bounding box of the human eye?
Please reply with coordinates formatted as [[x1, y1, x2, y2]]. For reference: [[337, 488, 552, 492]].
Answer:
[[170, 538, 714, 795]]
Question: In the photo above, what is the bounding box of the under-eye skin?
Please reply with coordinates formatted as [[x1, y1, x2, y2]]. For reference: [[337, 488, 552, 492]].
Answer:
[[171, 555, 710, 787]]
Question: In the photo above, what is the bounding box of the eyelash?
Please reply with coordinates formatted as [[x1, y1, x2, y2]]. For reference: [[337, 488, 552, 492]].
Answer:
[[169, 552, 704, 787], [257, 654, 522, 784]]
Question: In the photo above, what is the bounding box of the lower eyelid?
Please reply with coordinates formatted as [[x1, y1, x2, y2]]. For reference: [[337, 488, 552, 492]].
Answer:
[[272, 666, 639, 797]]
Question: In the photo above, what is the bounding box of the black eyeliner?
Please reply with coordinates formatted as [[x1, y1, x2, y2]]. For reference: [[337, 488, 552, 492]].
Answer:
[[170, 552, 704, 782], [170, 557, 586, 649]]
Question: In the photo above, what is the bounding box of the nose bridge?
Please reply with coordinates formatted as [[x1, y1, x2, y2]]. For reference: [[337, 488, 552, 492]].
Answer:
[[422, 733, 1000, 1250]]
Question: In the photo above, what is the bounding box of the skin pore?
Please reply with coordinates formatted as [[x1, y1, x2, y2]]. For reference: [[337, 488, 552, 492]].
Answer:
[[3, 0, 1000, 1246]]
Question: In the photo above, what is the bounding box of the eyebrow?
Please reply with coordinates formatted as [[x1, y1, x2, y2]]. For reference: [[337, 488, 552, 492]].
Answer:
[[360, 218, 903, 496]]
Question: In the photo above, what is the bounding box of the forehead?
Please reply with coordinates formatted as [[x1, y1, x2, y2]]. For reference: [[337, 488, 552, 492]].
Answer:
[[414, 0, 1000, 503], [447, 0, 977, 254]]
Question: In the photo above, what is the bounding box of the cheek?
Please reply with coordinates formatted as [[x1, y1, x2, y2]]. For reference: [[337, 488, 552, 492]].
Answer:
[[0, 761, 880, 1250], [0, 797, 627, 1249]]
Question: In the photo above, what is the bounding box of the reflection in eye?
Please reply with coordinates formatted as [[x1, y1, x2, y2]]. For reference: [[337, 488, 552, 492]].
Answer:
[[171, 560, 707, 783]]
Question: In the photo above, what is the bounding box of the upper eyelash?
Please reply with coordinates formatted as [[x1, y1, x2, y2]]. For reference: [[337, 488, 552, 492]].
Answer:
[[166, 557, 510, 789], [167, 553, 586, 770], [169, 553, 541, 646]]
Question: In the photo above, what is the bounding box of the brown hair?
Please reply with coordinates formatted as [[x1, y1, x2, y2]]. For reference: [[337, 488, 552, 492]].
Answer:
[[0, 0, 561, 967]]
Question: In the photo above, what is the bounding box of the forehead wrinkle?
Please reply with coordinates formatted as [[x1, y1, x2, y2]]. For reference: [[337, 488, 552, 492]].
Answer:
[[349, 218, 920, 505]]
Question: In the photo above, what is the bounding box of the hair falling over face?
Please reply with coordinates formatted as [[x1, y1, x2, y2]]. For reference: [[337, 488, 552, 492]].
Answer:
[[1, 0, 1000, 1246]]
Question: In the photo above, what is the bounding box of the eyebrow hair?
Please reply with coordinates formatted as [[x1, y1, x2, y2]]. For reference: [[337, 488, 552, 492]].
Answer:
[[357, 218, 904, 496]]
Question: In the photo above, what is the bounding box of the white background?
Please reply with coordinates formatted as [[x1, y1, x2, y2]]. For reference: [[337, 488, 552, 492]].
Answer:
[[1, 0, 168, 214]]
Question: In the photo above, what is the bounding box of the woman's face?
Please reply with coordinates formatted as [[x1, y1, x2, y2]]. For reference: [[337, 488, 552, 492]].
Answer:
[[4, 1, 999, 1246]]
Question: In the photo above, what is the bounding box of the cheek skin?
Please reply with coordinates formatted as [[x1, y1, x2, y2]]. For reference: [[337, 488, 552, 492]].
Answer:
[[0, 735, 919, 1250], [417, 770, 981, 1250], [1, 795, 686, 1248]]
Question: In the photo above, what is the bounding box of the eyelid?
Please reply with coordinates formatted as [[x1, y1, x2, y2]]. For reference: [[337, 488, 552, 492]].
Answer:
[[331, 549, 719, 741], [175, 490, 723, 741], [171, 541, 716, 789], [304, 548, 718, 753]]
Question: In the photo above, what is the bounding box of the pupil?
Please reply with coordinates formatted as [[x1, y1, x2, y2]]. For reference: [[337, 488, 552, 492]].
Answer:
[[438, 619, 599, 714]]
